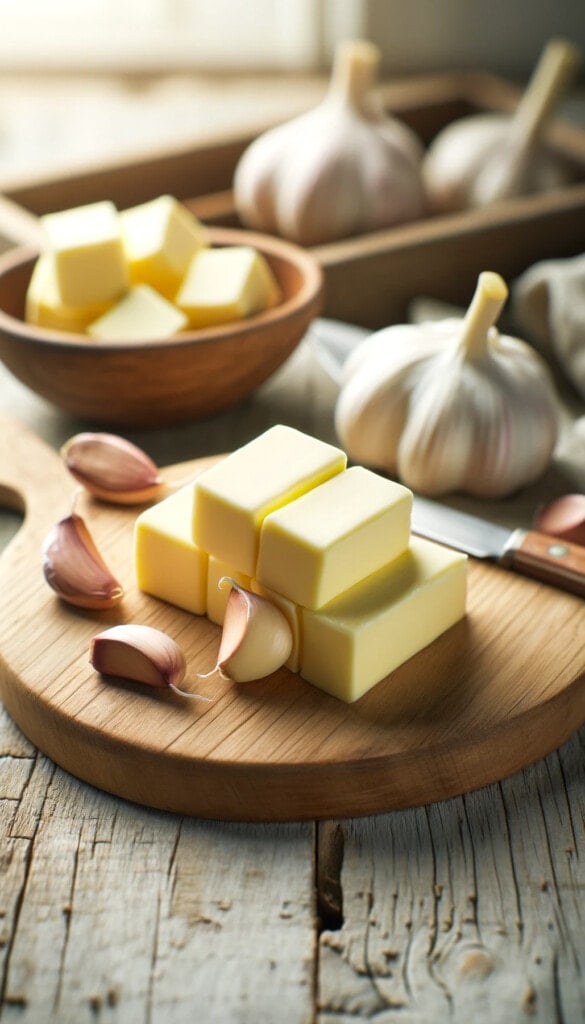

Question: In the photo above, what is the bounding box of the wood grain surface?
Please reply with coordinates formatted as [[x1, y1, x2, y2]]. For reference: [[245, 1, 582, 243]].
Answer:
[[0, 413, 583, 822]]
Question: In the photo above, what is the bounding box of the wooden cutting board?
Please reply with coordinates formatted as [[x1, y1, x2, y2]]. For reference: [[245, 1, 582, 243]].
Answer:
[[0, 414, 583, 821]]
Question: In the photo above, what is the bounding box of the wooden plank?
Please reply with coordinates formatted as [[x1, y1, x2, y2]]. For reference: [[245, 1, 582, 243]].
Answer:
[[316, 727, 585, 1022], [0, 703, 316, 1022]]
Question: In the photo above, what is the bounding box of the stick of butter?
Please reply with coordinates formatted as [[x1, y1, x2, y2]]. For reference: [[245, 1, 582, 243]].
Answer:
[[134, 485, 207, 615]]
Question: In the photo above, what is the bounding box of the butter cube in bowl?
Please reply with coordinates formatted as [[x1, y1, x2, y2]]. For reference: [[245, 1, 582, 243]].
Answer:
[[0, 201, 323, 426]]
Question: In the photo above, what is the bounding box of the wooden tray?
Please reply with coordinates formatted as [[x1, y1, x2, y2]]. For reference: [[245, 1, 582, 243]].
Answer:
[[0, 415, 584, 821], [5, 70, 585, 328]]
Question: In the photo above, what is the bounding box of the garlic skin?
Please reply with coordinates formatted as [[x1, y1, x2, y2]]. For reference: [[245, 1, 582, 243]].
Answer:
[[216, 578, 293, 683], [335, 272, 560, 499], [61, 432, 164, 505], [90, 624, 186, 688], [42, 512, 124, 609], [423, 38, 580, 212], [233, 40, 426, 247]]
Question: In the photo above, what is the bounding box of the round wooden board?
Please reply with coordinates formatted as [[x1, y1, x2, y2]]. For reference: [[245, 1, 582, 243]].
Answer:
[[0, 415, 584, 821]]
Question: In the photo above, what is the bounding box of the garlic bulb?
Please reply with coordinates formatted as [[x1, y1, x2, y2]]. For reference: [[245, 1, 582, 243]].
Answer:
[[335, 272, 560, 499], [423, 38, 580, 212], [233, 39, 426, 246]]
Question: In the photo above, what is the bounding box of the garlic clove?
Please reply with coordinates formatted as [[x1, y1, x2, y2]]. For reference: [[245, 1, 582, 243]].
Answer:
[[61, 432, 164, 505], [215, 577, 293, 683], [42, 512, 124, 609], [90, 624, 186, 688], [535, 494, 585, 546]]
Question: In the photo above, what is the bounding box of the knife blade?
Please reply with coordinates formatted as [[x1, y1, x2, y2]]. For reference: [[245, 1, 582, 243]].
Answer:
[[412, 495, 585, 598]]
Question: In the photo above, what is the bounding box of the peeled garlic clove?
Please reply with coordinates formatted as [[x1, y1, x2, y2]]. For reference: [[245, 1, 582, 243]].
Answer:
[[90, 624, 185, 688], [61, 432, 164, 505], [216, 578, 293, 683], [42, 512, 123, 609], [535, 494, 585, 545]]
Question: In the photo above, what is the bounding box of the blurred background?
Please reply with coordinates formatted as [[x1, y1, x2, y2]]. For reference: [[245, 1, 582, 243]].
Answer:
[[0, 0, 583, 192]]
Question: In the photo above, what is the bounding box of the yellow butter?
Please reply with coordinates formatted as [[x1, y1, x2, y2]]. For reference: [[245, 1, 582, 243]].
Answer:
[[207, 557, 251, 626], [134, 485, 207, 614], [300, 536, 467, 703], [25, 254, 112, 332], [193, 425, 346, 577], [41, 200, 129, 307], [256, 466, 412, 610], [176, 245, 281, 328], [250, 580, 302, 672], [120, 195, 207, 298], [87, 284, 188, 340]]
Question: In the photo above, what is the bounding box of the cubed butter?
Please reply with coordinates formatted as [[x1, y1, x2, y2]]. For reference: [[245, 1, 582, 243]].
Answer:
[[41, 200, 129, 307], [300, 537, 467, 703], [193, 425, 347, 577], [251, 580, 302, 673], [120, 195, 207, 298], [25, 254, 112, 332], [256, 466, 412, 610], [134, 484, 207, 614], [87, 284, 188, 340], [207, 557, 251, 626], [176, 245, 281, 328]]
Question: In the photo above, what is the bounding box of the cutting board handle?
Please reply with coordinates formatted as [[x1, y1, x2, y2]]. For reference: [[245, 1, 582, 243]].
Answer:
[[0, 415, 74, 545]]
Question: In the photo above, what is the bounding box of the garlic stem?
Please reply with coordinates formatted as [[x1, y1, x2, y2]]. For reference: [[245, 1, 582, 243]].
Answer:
[[458, 271, 508, 361], [327, 39, 380, 113], [510, 38, 581, 154]]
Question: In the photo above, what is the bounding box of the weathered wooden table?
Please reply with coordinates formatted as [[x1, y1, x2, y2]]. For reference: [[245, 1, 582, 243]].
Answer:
[[0, 334, 584, 1024]]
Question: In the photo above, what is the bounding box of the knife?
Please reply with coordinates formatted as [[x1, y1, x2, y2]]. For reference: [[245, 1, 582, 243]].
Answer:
[[412, 495, 585, 598]]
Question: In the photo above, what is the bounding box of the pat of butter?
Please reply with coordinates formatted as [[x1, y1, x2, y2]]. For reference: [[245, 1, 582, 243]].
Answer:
[[301, 537, 467, 703], [256, 466, 412, 610], [207, 557, 251, 626], [193, 425, 347, 577], [176, 245, 281, 328], [25, 254, 112, 332], [120, 195, 207, 298], [41, 200, 129, 307], [134, 484, 207, 615], [87, 284, 188, 340]]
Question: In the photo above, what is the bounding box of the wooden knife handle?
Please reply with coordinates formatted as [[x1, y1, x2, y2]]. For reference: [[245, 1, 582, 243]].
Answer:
[[506, 530, 585, 597]]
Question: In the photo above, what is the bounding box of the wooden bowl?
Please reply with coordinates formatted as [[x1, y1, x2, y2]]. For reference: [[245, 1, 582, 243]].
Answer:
[[0, 227, 323, 427]]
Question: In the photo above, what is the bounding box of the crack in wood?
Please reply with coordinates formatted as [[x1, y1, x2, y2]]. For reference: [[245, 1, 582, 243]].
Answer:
[[315, 821, 344, 934]]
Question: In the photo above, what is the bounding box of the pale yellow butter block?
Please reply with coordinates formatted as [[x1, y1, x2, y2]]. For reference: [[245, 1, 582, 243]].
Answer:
[[176, 245, 281, 328], [193, 425, 347, 577], [134, 484, 207, 614], [120, 195, 207, 298], [207, 557, 251, 626], [87, 284, 188, 340], [256, 466, 412, 610], [251, 580, 302, 672], [300, 537, 467, 703], [41, 200, 129, 307], [25, 254, 112, 332]]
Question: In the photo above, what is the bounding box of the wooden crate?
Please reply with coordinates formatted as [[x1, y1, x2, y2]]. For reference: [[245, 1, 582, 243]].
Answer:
[[6, 70, 585, 328]]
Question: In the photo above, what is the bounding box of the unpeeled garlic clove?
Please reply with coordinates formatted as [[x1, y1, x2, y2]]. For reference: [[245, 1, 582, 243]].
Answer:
[[215, 577, 293, 683], [42, 512, 124, 609], [61, 432, 164, 505], [535, 494, 585, 545], [90, 624, 212, 700]]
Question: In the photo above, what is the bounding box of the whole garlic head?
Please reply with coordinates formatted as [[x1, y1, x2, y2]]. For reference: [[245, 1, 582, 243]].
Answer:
[[233, 39, 426, 247], [335, 272, 560, 499]]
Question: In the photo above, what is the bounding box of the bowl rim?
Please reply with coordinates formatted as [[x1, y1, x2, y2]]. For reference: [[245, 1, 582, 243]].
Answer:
[[0, 226, 323, 352]]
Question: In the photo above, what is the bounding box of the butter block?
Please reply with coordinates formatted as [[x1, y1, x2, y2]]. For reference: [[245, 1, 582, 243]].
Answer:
[[193, 425, 347, 577], [134, 485, 207, 614], [120, 195, 207, 298], [256, 466, 412, 610], [207, 557, 251, 626], [25, 254, 112, 332], [87, 284, 188, 340], [301, 537, 467, 703], [41, 200, 129, 307], [176, 245, 281, 328], [251, 580, 302, 672]]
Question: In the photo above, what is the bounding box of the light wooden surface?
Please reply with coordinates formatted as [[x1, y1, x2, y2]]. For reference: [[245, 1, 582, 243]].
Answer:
[[1, 68, 584, 1024], [1, 417, 584, 822]]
